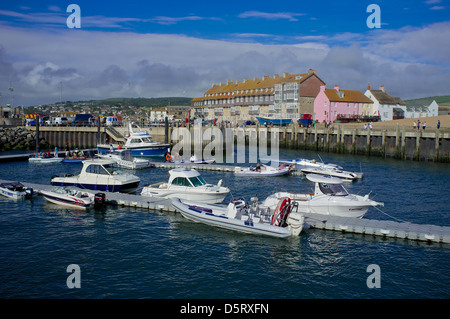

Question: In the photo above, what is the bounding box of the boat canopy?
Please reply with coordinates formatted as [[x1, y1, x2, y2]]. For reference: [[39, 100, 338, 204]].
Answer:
[[168, 168, 207, 187]]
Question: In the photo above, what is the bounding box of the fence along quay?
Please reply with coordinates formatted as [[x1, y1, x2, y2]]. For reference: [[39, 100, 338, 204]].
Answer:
[[1, 178, 449, 244]]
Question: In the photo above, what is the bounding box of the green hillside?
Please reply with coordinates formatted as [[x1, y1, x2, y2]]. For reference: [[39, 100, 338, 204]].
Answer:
[[405, 95, 450, 106]]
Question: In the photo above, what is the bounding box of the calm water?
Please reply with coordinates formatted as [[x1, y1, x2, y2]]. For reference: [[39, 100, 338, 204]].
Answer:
[[0, 149, 449, 299]]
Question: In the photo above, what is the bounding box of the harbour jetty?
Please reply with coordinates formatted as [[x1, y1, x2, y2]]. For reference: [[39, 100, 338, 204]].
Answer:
[[1, 178, 449, 244]]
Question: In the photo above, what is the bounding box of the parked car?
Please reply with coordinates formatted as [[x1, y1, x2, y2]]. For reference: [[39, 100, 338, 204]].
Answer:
[[53, 117, 69, 126], [105, 116, 122, 126]]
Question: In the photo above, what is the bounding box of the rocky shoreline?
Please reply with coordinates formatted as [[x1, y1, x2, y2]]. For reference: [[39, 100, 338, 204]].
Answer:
[[0, 127, 50, 152]]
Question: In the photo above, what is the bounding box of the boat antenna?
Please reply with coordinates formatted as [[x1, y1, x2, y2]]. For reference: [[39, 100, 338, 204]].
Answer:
[[317, 153, 324, 164]]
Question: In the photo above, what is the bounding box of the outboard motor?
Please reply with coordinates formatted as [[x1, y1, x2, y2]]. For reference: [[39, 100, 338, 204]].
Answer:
[[25, 188, 33, 200], [94, 192, 106, 209]]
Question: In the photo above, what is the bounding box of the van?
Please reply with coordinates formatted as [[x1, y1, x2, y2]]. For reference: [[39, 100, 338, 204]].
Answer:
[[54, 117, 69, 126], [72, 114, 94, 126]]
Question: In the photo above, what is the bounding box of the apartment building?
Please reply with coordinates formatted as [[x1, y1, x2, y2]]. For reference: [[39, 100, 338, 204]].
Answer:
[[191, 69, 325, 123]]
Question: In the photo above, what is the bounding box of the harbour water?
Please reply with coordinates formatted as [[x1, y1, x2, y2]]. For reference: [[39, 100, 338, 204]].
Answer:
[[0, 149, 449, 300]]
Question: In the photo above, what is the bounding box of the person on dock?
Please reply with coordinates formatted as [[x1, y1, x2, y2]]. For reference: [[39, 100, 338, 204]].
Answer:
[[437, 120, 440, 129], [54, 146, 58, 158], [417, 120, 421, 131], [109, 144, 114, 153], [423, 122, 426, 130], [413, 121, 416, 130]]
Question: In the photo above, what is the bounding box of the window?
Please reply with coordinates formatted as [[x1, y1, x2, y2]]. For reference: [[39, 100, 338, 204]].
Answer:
[[172, 177, 191, 187], [189, 176, 206, 187]]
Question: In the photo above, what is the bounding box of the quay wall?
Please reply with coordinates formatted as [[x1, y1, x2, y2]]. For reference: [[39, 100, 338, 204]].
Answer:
[[17, 124, 450, 162]]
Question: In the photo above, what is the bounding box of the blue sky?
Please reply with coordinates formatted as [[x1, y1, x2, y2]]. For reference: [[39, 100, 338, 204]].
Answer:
[[0, 0, 449, 106]]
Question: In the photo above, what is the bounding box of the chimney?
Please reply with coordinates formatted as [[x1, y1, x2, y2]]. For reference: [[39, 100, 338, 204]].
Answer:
[[379, 85, 385, 92], [320, 84, 326, 92], [283, 72, 290, 78], [367, 83, 371, 90], [308, 69, 317, 75], [273, 74, 279, 79], [334, 84, 339, 91], [227, 79, 233, 85], [262, 76, 268, 81]]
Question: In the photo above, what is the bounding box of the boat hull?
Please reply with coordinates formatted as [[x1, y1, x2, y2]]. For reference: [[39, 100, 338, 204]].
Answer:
[[0, 188, 27, 199], [300, 168, 362, 181], [98, 145, 169, 157], [234, 167, 290, 176], [29, 157, 63, 163], [171, 198, 294, 238], [141, 188, 228, 204], [51, 179, 139, 193], [256, 117, 292, 126]]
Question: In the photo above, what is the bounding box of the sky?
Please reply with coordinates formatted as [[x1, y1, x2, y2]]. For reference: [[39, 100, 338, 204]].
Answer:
[[0, 0, 449, 106]]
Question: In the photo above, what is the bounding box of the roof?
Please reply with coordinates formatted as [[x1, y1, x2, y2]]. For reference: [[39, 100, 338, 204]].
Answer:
[[306, 174, 343, 184], [368, 89, 406, 105], [169, 168, 201, 178], [324, 89, 373, 104]]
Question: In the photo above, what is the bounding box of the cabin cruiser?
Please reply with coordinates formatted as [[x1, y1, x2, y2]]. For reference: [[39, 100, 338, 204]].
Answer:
[[234, 164, 290, 176], [261, 174, 383, 218], [300, 166, 363, 182], [29, 153, 63, 163], [0, 182, 34, 199], [265, 157, 343, 171], [51, 159, 140, 193], [97, 123, 170, 156], [171, 196, 304, 238], [98, 149, 151, 169], [141, 168, 229, 204]]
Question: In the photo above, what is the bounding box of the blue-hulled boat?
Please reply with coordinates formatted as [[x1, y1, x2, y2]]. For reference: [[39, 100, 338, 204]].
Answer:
[[256, 117, 292, 126]]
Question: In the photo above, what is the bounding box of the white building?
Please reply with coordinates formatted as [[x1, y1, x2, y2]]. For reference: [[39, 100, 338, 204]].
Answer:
[[405, 100, 439, 118], [364, 85, 407, 121]]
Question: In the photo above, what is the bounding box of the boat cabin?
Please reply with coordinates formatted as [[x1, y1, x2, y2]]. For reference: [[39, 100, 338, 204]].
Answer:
[[168, 168, 207, 188], [81, 159, 121, 176], [306, 174, 349, 196]]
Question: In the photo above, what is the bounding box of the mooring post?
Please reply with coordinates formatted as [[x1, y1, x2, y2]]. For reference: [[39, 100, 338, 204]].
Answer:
[[164, 116, 169, 144], [35, 115, 40, 152]]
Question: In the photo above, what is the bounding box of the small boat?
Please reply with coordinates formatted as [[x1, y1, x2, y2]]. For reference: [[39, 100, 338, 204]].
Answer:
[[51, 159, 140, 193], [256, 117, 292, 126], [29, 154, 63, 163], [40, 187, 94, 210], [98, 149, 151, 169], [261, 174, 383, 218], [141, 168, 230, 204], [0, 182, 34, 199], [171, 196, 304, 238], [300, 166, 363, 182], [297, 113, 313, 127], [263, 157, 343, 171], [168, 154, 215, 165], [234, 164, 290, 176], [97, 123, 170, 157]]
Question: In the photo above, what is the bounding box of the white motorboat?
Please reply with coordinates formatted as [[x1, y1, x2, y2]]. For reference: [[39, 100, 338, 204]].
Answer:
[[98, 149, 151, 169], [0, 182, 34, 199], [261, 174, 383, 218], [141, 168, 230, 204], [29, 154, 63, 163], [234, 164, 291, 176], [169, 154, 215, 164], [51, 159, 140, 193], [171, 196, 304, 238], [264, 157, 343, 170], [300, 166, 363, 181], [97, 123, 170, 156], [40, 187, 94, 210]]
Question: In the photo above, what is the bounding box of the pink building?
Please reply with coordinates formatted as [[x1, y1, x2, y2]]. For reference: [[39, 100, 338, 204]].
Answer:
[[314, 84, 374, 123]]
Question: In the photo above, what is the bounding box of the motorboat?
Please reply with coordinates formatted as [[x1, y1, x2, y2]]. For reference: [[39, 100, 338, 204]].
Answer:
[[51, 159, 140, 193], [141, 168, 230, 204], [168, 153, 215, 165], [0, 182, 34, 199], [261, 174, 383, 218], [256, 117, 292, 126], [40, 187, 94, 210], [234, 164, 291, 176], [97, 123, 170, 156], [263, 157, 343, 171], [300, 166, 363, 182], [171, 196, 304, 238], [98, 149, 151, 169], [62, 157, 87, 163], [29, 154, 63, 163]]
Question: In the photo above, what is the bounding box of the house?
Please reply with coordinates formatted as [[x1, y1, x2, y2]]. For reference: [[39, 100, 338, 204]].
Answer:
[[364, 84, 407, 121], [314, 84, 374, 123], [405, 100, 439, 118], [191, 69, 325, 123]]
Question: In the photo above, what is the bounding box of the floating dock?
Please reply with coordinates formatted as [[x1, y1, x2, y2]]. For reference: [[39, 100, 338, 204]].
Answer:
[[1, 179, 449, 244]]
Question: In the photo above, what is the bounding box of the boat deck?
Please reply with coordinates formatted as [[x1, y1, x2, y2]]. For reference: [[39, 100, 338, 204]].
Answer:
[[1, 178, 449, 244]]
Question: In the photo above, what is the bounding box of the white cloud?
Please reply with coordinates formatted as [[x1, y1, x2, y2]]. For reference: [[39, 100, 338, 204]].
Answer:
[[0, 19, 449, 106], [238, 11, 305, 21]]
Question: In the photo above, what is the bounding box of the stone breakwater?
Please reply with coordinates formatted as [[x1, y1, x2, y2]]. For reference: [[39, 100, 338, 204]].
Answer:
[[0, 127, 49, 152]]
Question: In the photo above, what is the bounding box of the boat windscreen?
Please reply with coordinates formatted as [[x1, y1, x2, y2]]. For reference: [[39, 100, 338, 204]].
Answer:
[[189, 176, 206, 187], [319, 183, 348, 196]]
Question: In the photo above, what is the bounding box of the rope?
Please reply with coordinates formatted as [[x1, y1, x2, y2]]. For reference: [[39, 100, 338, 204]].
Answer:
[[372, 205, 408, 223]]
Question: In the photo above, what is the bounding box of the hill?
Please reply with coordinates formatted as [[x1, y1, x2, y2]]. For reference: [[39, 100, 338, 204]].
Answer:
[[404, 95, 450, 107], [89, 97, 193, 108]]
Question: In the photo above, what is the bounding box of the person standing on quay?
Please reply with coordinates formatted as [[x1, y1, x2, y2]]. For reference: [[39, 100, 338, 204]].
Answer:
[[417, 120, 421, 131], [437, 120, 440, 129], [423, 122, 426, 130]]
